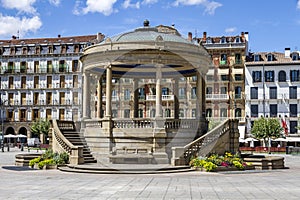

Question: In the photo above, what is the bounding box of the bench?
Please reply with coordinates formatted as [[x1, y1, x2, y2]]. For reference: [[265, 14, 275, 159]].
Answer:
[[109, 147, 153, 164]]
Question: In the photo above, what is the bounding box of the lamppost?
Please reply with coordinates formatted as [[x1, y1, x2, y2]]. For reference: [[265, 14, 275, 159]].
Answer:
[[1, 99, 8, 152]]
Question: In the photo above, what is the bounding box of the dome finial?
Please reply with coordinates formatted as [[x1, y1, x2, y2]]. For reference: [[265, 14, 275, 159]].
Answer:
[[143, 19, 150, 27]]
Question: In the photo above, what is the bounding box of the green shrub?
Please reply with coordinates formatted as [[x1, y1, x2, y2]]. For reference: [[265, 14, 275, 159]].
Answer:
[[203, 161, 217, 172], [29, 157, 41, 167], [38, 159, 55, 169]]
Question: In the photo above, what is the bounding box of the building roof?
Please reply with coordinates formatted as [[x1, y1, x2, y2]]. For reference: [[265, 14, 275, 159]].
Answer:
[[246, 51, 300, 65], [0, 35, 100, 46], [104, 21, 191, 44]]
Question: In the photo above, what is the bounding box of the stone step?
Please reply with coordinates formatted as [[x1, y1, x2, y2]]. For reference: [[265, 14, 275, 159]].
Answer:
[[58, 165, 193, 174]]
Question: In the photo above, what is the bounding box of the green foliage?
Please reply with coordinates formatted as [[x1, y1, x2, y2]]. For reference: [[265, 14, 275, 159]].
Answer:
[[29, 157, 41, 167], [251, 117, 283, 140], [31, 119, 51, 136], [29, 150, 69, 169], [208, 119, 222, 131], [189, 152, 249, 172], [203, 161, 217, 172]]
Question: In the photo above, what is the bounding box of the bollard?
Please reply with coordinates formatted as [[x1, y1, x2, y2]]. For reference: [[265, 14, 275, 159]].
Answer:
[[286, 146, 289, 154]]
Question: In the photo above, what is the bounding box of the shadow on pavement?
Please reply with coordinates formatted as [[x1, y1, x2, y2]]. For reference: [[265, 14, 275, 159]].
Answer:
[[2, 166, 37, 171]]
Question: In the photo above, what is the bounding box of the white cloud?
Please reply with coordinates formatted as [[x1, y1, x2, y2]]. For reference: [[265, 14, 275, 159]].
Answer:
[[123, 0, 140, 9], [49, 0, 60, 6], [142, 0, 158, 5], [297, 0, 300, 9], [173, 0, 222, 15], [225, 27, 237, 33], [0, 14, 42, 38], [73, 0, 117, 16], [0, 0, 37, 14]]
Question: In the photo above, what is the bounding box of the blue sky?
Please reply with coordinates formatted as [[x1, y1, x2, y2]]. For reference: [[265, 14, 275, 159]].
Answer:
[[1, 0, 300, 53]]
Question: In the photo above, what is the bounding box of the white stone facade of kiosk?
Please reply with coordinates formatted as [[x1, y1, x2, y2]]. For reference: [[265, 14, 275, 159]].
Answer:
[[79, 20, 211, 164]]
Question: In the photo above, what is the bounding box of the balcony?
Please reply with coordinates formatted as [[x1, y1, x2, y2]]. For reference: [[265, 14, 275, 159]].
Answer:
[[146, 95, 174, 101], [206, 94, 229, 100]]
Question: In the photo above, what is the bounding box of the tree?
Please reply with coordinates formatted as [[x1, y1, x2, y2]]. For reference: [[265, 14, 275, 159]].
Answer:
[[31, 119, 51, 144], [251, 117, 283, 153]]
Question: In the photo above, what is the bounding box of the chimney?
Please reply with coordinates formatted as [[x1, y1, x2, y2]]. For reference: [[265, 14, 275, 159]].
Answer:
[[188, 32, 192, 42], [244, 32, 249, 41], [143, 19, 150, 27], [203, 32, 207, 42], [97, 32, 103, 42], [285, 48, 291, 58]]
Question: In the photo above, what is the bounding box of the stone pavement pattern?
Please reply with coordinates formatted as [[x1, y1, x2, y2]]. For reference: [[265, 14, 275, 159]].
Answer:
[[1, 147, 300, 199]]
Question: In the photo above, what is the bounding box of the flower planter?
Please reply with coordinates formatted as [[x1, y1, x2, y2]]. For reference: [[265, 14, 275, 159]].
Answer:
[[43, 164, 58, 170]]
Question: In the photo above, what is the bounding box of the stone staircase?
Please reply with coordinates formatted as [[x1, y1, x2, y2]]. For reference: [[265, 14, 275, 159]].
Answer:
[[60, 129, 97, 164]]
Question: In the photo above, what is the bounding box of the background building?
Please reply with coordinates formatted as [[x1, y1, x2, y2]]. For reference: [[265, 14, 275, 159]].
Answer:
[[196, 31, 249, 139], [245, 48, 300, 143], [0, 34, 103, 140]]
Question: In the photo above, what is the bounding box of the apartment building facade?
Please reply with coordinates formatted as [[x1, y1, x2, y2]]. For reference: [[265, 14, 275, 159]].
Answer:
[[196, 32, 248, 137], [0, 34, 103, 138], [245, 48, 300, 136]]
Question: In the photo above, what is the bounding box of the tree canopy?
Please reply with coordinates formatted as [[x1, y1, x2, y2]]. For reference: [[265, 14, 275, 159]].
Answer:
[[251, 117, 283, 149], [31, 119, 51, 136]]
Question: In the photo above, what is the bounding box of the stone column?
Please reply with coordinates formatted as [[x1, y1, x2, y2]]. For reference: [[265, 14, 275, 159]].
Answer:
[[82, 71, 91, 119], [196, 72, 203, 119], [133, 78, 139, 118], [174, 78, 179, 119], [97, 77, 103, 118], [105, 65, 112, 118], [155, 64, 162, 118]]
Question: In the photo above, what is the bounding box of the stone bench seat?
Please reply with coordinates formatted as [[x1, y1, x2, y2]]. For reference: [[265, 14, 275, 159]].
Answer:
[[109, 148, 153, 164]]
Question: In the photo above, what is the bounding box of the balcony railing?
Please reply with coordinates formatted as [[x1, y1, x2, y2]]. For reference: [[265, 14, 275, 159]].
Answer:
[[206, 94, 229, 100], [146, 95, 174, 101]]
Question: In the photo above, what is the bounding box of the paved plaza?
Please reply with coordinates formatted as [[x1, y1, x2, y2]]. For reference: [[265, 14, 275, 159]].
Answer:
[[0, 147, 300, 199]]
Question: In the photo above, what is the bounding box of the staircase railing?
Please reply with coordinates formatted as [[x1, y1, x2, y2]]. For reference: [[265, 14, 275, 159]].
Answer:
[[52, 119, 84, 165], [171, 119, 235, 166]]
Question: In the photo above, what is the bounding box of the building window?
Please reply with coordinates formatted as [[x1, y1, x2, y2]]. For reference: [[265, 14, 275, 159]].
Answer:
[[179, 109, 184, 118], [220, 37, 226, 43], [290, 70, 300, 82], [192, 109, 196, 117], [235, 86, 242, 99], [290, 104, 298, 117], [206, 87, 213, 94], [290, 121, 298, 134], [179, 88, 186, 99], [235, 108, 242, 118], [162, 87, 169, 95], [112, 110, 118, 118], [220, 54, 227, 65], [206, 37, 212, 44], [220, 108, 227, 118], [251, 105, 258, 117], [235, 53, 241, 64], [235, 74, 242, 81], [265, 71, 274, 82], [220, 87, 227, 94], [206, 75, 213, 81], [206, 108, 212, 117], [278, 71, 286, 82], [150, 109, 155, 118], [138, 88, 145, 100], [124, 89, 130, 100], [254, 55, 261, 62], [138, 109, 143, 118], [191, 87, 196, 99], [292, 53, 299, 61], [289, 86, 297, 99], [252, 71, 262, 82], [124, 109, 130, 118], [250, 87, 258, 99], [221, 75, 229, 81], [270, 104, 277, 117], [165, 109, 171, 118], [269, 87, 277, 99], [235, 37, 240, 43], [267, 54, 274, 61]]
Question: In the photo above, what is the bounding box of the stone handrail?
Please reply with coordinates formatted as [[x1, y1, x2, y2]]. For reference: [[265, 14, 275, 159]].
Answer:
[[52, 119, 84, 165], [114, 118, 154, 128], [171, 119, 233, 166]]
